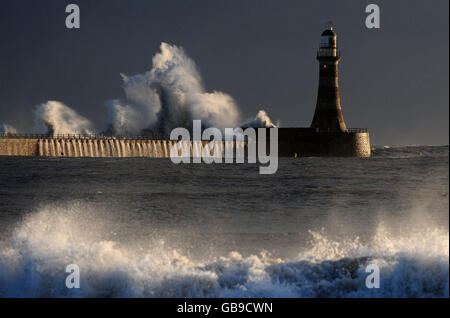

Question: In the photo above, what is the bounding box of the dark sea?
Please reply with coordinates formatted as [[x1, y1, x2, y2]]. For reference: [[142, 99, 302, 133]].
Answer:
[[0, 145, 448, 297]]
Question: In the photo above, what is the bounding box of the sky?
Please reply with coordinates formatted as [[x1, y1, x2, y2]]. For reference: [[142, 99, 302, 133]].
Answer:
[[0, 0, 448, 145]]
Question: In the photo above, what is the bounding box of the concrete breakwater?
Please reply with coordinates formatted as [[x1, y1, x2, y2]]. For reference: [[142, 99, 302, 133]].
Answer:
[[0, 138, 39, 156], [0, 136, 247, 158], [0, 129, 371, 158], [36, 138, 248, 158], [38, 138, 176, 158]]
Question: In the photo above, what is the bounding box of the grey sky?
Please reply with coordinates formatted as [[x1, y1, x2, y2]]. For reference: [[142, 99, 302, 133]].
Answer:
[[0, 0, 448, 145]]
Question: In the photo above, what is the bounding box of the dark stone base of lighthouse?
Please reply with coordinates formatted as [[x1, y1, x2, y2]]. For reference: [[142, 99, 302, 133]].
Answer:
[[276, 128, 371, 157]]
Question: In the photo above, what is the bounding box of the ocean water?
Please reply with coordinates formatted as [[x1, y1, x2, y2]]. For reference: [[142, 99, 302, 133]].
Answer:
[[0, 145, 448, 297]]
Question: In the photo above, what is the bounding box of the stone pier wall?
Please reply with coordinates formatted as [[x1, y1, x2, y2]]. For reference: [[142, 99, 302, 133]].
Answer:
[[0, 130, 371, 158], [0, 138, 39, 156], [0, 138, 247, 158]]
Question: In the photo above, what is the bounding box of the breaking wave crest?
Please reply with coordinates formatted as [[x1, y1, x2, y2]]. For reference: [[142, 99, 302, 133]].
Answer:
[[0, 124, 17, 134], [242, 110, 278, 129], [0, 203, 448, 298], [109, 43, 242, 136], [33, 101, 95, 135]]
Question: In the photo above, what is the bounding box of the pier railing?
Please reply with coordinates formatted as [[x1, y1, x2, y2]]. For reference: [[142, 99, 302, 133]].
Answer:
[[316, 49, 341, 58], [307, 128, 369, 133], [346, 128, 369, 133], [1, 128, 369, 140], [0, 133, 168, 140]]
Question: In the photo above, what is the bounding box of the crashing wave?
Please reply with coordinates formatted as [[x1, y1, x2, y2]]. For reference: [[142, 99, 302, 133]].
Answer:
[[18, 43, 276, 137], [241, 110, 278, 128], [33, 101, 95, 135], [0, 124, 17, 135], [0, 203, 447, 297]]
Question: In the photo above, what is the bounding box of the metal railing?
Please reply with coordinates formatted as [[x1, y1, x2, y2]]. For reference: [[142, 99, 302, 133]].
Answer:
[[346, 128, 369, 133], [310, 128, 369, 133], [0, 128, 369, 140], [0, 133, 168, 140], [316, 49, 341, 58]]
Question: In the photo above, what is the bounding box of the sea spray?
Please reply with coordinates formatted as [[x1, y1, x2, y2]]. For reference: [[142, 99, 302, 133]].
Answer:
[[4, 43, 276, 136], [0, 124, 17, 134], [242, 110, 279, 129], [33, 101, 95, 135], [109, 43, 242, 136]]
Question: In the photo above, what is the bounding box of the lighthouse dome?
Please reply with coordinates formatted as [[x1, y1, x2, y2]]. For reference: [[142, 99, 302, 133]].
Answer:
[[320, 26, 337, 49], [321, 29, 336, 36]]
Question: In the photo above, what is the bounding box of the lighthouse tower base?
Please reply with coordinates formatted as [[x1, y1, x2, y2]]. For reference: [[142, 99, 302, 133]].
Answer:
[[275, 128, 371, 157]]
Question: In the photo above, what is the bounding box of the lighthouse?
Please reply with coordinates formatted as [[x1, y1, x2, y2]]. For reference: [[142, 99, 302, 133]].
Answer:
[[311, 25, 347, 132]]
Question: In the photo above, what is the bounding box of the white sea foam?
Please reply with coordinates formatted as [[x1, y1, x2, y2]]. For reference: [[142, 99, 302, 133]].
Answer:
[[0, 124, 17, 134], [33, 101, 95, 135], [241, 110, 279, 129], [0, 203, 448, 297], [107, 43, 242, 136]]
